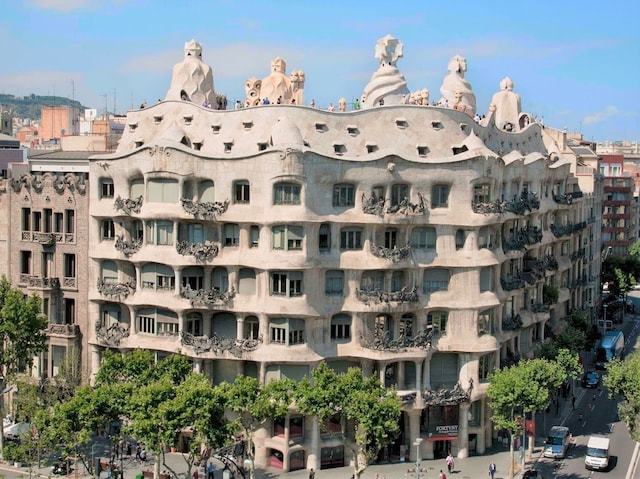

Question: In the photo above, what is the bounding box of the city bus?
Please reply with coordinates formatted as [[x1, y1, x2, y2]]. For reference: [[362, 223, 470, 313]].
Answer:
[[595, 330, 625, 369]]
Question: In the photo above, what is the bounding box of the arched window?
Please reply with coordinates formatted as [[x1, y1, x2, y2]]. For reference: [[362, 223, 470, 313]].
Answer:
[[244, 315, 259, 339], [238, 268, 256, 295], [186, 312, 203, 336], [141, 263, 174, 290], [130, 178, 144, 199], [212, 267, 229, 292], [400, 313, 415, 337], [198, 180, 215, 202], [182, 266, 204, 290], [410, 227, 436, 249], [101, 260, 118, 283], [361, 270, 384, 291], [273, 182, 301, 205], [148, 178, 178, 203]]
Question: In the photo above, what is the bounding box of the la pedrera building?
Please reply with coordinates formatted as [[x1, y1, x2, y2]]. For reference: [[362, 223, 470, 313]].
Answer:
[[87, 37, 602, 471]]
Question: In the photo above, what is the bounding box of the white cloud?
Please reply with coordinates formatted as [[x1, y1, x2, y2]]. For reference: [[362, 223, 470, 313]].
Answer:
[[29, 0, 127, 12], [583, 105, 620, 125]]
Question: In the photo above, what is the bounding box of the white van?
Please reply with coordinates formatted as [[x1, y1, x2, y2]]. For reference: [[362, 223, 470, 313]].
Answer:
[[585, 436, 610, 471]]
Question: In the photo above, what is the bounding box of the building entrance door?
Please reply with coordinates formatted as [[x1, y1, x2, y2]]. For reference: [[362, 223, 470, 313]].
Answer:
[[433, 440, 451, 459]]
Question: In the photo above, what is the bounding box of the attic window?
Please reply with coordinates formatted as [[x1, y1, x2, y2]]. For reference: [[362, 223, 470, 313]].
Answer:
[[452, 145, 469, 155], [459, 123, 469, 133], [303, 139, 310, 147], [183, 115, 193, 125], [134, 140, 144, 148], [333, 144, 346, 155], [257, 142, 268, 151], [211, 124, 221, 134], [243, 121, 253, 130], [128, 122, 138, 132], [346, 125, 359, 136], [224, 142, 233, 153], [366, 143, 378, 154], [417, 145, 429, 157], [431, 121, 444, 130], [315, 122, 328, 133], [153, 115, 163, 125], [193, 141, 203, 151], [395, 118, 408, 129], [180, 136, 191, 147]]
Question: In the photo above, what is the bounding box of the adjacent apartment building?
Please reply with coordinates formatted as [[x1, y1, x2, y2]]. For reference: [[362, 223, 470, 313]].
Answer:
[[82, 38, 602, 471]]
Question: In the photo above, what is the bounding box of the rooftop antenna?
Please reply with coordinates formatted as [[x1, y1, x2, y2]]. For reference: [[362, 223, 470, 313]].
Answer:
[[113, 88, 117, 116], [101, 93, 108, 119], [70, 79, 75, 102]]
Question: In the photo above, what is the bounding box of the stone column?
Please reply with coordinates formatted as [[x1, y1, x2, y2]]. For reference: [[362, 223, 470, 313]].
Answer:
[[175, 267, 183, 295], [193, 358, 203, 374], [457, 402, 470, 459], [423, 355, 431, 390], [361, 358, 374, 377], [408, 410, 422, 462], [307, 416, 320, 470], [398, 361, 405, 389], [379, 361, 387, 386], [477, 398, 486, 454], [415, 360, 424, 409], [177, 312, 185, 334], [237, 316, 245, 340], [259, 361, 267, 385], [135, 264, 141, 290], [259, 314, 269, 344], [89, 345, 101, 385], [282, 416, 291, 471]]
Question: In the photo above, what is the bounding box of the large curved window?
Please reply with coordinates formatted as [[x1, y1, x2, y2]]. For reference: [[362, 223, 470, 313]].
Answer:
[[361, 270, 384, 291], [186, 312, 203, 336], [238, 268, 256, 295], [141, 263, 174, 290], [198, 180, 215, 202], [423, 268, 450, 294], [273, 182, 301, 205], [101, 260, 118, 283], [272, 225, 303, 251], [410, 227, 436, 250], [137, 307, 178, 336], [148, 178, 179, 203], [212, 267, 229, 292], [130, 178, 144, 199]]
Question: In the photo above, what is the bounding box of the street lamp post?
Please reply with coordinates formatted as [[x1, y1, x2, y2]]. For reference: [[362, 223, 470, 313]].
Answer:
[[603, 304, 609, 333], [413, 438, 423, 479], [91, 443, 98, 479]]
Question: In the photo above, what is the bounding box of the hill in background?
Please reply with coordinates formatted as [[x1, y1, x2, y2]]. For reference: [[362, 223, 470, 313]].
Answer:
[[0, 94, 87, 119]]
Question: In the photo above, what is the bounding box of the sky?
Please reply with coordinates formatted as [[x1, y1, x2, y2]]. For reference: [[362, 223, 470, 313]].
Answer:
[[0, 0, 638, 141]]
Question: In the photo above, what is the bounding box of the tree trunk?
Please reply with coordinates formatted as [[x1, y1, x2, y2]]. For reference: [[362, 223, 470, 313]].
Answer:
[[153, 453, 161, 479], [0, 376, 5, 460], [508, 434, 515, 479], [247, 436, 255, 479]]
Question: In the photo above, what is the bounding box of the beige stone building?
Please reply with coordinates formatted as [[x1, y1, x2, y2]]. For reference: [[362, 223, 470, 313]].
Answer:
[[84, 38, 602, 472], [5, 151, 91, 380]]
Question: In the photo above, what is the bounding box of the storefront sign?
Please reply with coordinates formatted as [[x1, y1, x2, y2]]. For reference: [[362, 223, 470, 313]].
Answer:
[[434, 425, 459, 435]]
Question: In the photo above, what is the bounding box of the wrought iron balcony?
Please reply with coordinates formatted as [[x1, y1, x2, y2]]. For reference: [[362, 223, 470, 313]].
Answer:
[[385, 193, 427, 215], [361, 194, 386, 216], [501, 275, 525, 291], [47, 323, 79, 337], [370, 243, 411, 263], [95, 321, 129, 347], [503, 225, 542, 252], [181, 330, 261, 357], [355, 286, 419, 305], [551, 221, 587, 238], [422, 382, 471, 406], [176, 240, 219, 262], [472, 199, 506, 215], [180, 285, 236, 306], [181, 198, 229, 219], [501, 314, 523, 331], [97, 278, 136, 298], [114, 195, 143, 215], [570, 248, 586, 261], [360, 328, 436, 352], [553, 190, 584, 205], [504, 191, 540, 215], [32, 232, 61, 247], [114, 235, 142, 257], [531, 303, 550, 313], [541, 254, 558, 271], [26, 276, 60, 290]]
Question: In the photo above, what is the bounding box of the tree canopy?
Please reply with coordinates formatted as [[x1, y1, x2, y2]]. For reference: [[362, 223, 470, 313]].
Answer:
[[604, 351, 640, 441]]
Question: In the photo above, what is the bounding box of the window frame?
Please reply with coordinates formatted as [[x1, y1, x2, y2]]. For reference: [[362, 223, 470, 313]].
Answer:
[[273, 182, 302, 205], [332, 183, 355, 207]]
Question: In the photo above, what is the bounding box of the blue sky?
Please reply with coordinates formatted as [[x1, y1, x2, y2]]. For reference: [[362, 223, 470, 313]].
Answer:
[[0, 0, 638, 141]]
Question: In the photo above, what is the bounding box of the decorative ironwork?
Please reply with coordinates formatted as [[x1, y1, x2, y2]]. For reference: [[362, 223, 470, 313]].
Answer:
[[504, 191, 540, 215], [180, 285, 236, 306], [181, 198, 229, 219], [503, 225, 542, 252], [501, 314, 522, 331], [95, 322, 129, 347], [531, 303, 549, 313], [399, 392, 417, 404], [47, 323, 79, 336], [472, 199, 505, 215], [355, 286, 419, 304], [62, 277, 76, 288], [27, 276, 60, 289], [570, 248, 586, 261], [32, 232, 57, 246], [114, 235, 142, 256], [386, 193, 427, 215], [114, 195, 143, 215], [422, 383, 470, 406], [361, 328, 436, 352], [551, 221, 587, 238], [541, 255, 558, 271], [180, 331, 261, 357], [97, 278, 136, 298], [361, 193, 386, 216], [370, 243, 411, 263], [176, 240, 219, 262], [553, 193, 573, 205], [501, 275, 525, 291]]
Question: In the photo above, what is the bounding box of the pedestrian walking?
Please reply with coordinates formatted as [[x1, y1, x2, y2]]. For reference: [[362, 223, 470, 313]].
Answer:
[[489, 462, 497, 479], [439, 469, 447, 479], [555, 398, 560, 415], [446, 453, 454, 473], [192, 468, 199, 479], [206, 461, 215, 479], [571, 394, 576, 410], [309, 467, 315, 479]]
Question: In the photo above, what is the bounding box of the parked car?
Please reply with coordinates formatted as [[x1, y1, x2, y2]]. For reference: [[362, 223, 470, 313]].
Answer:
[[523, 470, 540, 478], [544, 426, 571, 459], [581, 370, 601, 388]]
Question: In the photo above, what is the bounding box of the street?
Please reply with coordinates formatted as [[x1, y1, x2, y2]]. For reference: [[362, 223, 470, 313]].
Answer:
[[535, 315, 640, 478]]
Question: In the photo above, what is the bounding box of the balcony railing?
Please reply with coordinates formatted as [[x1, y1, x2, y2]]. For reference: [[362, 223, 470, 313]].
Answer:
[[32, 232, 61, 247], [501, 314, 523, 331], [95, 321, 129, 347], [115, 235, 142, 257], [501, 275, 525, 291], [541, 254, 558, 271], [360, 328, 436, 352], [25, 276, 60, 290], [47, 323, 79, 337], [181, 198, 229, 219], [176, 240, 219, 262], [553, 191, 584, 205], [180, 330, 261, 357], [370, 243, 411, 263], [504, 191, 540, 215], [97, 278, 136, 298], [355, 286, 419, 305], [422, 382, 471, 406], [62, 277, 77, 289], [531, 303, 550, 313], [503, 225, 542, 252], [472, 199, 505, 215], [114, 195, 143, 215], [361, 193, 427, 216], [570, 248, 586, 261], [180, 285, 236, 306], [550, 221, 587, 238]]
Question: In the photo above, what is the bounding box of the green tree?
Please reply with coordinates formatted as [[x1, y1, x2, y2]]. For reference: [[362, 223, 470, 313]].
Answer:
[[604, 351, 640, 441], [220, 375, 294, 479], [0, 277, 48, 459], [488, 361, 553, 479], [554, 348, 582, 382], [629, 240, 640, 258]]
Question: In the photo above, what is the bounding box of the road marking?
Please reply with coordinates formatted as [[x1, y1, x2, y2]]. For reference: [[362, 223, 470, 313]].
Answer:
[[599, 389, 604, 397], [582, 420, 587, 427], [625, 441, 640, 479]]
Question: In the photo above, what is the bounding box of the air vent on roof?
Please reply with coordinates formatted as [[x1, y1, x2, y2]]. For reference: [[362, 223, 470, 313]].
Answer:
[[431, 121, 444, 130], [315, 122, 328, 133], [211, 124, 221, 134], [346, 125, 359, 136], [153, 115, 163, 125], [395, 118, 408, 129], [417, 145, 429, 157], [243, 121, 253, 130], [183, 115, 193, 125]]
